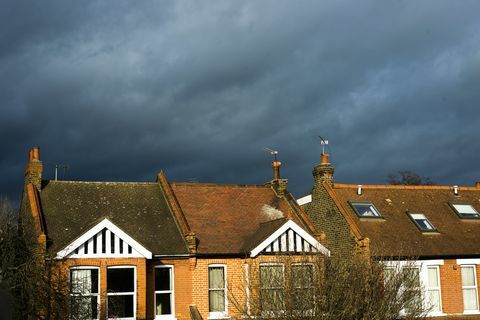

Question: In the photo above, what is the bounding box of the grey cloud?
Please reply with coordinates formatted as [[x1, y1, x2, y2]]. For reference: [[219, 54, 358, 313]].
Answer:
[[1, 0, 480, 204]]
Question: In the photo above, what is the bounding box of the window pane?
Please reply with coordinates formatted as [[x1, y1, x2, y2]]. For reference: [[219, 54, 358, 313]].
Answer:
[[71, 296, 98, 319], [462, 266, 476, 287], [292, 265, 313, 288], [353, 204, 379, 217], [427, 290, 441, 312], [156, 293, 172, 315], [453, 204, 479, 215], [403, 268, 420, 287], [260, 266, 284, 288], [107, 268, 134, 293], [261, 289, 285, 311], [209, 290, 225, 312], [108, 295, 134, 318], [71, 269, 98, 294], [155, 268, 171, 291], [294, 288, 314, 310], [209, 267, 225, 289], [463, 288, 478, 310], [428, 267, 439, 287]]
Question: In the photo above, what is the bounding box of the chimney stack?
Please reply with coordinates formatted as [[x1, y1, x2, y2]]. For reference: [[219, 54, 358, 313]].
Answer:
[[475, 182, 480, 189], [272, 161, 281, 180], [313, 153, 334, 185], [25, 147, 43, 190]]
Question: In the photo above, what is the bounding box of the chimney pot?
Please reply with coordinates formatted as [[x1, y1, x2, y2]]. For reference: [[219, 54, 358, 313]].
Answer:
[[321, 153, 329, 165], [357, 184, 362, 195], [453, 185, 459, 196], [272, 161, 281, 180], [29, 147, 40, 161]]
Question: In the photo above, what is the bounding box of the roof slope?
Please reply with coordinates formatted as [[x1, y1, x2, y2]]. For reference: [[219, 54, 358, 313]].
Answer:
[[39, 180, 188, 256], [330, 184, 480, 258], [170, 182, 308, 255]]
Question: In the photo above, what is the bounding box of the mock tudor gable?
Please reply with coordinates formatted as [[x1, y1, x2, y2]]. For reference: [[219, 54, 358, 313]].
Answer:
[[250, 219, 330, 257], [56, 218, 152, 259]]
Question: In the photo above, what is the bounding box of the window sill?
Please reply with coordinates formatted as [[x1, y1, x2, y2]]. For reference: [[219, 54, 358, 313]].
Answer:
[[428, 311, 446, 317], [463, 310, 480, 315]]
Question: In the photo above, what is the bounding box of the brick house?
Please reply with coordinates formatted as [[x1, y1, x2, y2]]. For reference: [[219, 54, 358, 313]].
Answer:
[[20, 147, 329, 320], [299, 153, 480, 319]]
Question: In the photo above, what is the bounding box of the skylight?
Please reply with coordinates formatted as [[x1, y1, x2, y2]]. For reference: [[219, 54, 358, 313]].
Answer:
[[450, 203, 480, 219], [350, 202, 381, 218], [408, 213, 436, 232]]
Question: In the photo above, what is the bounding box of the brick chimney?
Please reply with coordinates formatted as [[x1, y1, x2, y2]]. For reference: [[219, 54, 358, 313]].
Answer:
[[270, 161, 288, 197], [313, 153, 334, 185], [24, 147, 43, 190], [476, 181, 480, 189]]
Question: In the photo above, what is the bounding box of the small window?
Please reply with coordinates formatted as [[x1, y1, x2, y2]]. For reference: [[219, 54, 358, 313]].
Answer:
[[107, 267, 135, 319], [451, 203, 480, 219], [408, 213, 436, 232], [155, 266, 174, 318], [350, 202, 382, 218], [208, 265, 227, 318]]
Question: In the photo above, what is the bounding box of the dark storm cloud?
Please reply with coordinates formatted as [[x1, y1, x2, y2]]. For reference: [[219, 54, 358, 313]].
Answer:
[[1, 0, 480, 204]]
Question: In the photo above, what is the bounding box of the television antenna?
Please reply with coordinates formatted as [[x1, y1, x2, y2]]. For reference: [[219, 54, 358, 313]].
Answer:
[[55, 164, 69, 181], [263, 147, 278, 162], [318, 136, 329, 154]]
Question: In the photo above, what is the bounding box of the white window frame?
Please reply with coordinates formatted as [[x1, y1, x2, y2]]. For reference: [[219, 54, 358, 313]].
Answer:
[[450, 203, 480, 219], [107, 266, 136, 320], [208, 264, 228, 319], [259, 263, 285, 313], [154, 265, 175, 320], [407, 213, 436, 232], [426, 266, 442, 314], [349, 201, 382, 218], [461, 265, 479, 314], [383, 260, 445, 317], [69, 266, 100, 320]]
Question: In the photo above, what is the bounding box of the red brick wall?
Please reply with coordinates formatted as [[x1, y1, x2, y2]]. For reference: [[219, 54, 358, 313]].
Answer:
[[439, 260, 480, 318]]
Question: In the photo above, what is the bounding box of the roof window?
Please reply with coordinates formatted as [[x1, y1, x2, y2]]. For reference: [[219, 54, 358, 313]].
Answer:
[[350, 202, 382, 218], [408, 213, 436, 232], [450, 203, 480, 219]]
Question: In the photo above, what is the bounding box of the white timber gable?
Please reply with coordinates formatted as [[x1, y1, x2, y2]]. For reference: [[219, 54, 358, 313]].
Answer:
[[56, 218, 152, 259], [250, 220, 330, 257]]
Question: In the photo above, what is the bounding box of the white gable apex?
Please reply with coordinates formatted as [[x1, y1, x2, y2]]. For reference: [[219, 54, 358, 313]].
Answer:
[[250, 220, 330, 258], [56, 218, 152, 259]]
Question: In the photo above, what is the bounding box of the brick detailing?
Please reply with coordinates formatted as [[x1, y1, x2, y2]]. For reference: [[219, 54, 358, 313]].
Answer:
[[303, 180, 357, 255]]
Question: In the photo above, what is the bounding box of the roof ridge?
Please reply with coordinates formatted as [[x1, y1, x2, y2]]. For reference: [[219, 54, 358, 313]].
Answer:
[[45, 180, 157, 185], [170, 182, 268, 188], [333, 183, 479, 190]]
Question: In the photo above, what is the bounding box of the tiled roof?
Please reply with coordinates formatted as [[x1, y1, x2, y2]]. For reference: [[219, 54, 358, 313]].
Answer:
[[329, 183, 480, 258], [39, 180, 189, 256], [170, 182, 309, 255]]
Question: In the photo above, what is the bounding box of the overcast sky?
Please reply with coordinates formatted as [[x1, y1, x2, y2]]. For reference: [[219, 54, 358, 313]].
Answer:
[[1, 0, 480, 204]]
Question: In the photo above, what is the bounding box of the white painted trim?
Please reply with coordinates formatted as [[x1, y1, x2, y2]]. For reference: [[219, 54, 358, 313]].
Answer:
[[107, 265, 136, 320], [56, 218, 152, 259], [297, 195, 312, 206], [457, 259, 480, 265], [208, 264, 228, 319], [250, 220, 330, 258], [154, 265, 175, 320], [244, 264, 250, 316]]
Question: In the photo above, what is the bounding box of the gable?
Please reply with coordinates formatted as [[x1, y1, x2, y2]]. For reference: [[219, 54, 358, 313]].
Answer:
[[56, 219, 152, 259], [250, 220, 330, 257]]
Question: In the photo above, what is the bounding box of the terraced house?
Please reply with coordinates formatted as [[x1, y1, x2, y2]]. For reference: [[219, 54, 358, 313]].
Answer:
[[20, 147, 328, 320], [299, 153, 480, 319]]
